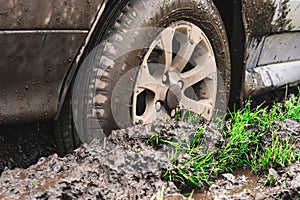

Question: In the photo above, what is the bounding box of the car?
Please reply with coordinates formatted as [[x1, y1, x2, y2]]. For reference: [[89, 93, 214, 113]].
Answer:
[[1, 0, 300, 155]]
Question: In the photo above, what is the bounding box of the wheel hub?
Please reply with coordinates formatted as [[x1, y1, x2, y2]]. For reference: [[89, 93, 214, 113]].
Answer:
[[166, 84, 181, 111]]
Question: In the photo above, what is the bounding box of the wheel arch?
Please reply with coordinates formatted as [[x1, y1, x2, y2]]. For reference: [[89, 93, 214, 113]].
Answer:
[[213, 0, 246, 109], [55, 0, 127, 118]]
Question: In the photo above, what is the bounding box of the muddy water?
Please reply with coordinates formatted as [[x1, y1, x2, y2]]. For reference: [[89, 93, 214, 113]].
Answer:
[[193, 163, 300, 199]]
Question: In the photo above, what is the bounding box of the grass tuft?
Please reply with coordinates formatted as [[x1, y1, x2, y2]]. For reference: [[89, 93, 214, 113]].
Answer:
[[148, 93, 300, 189]]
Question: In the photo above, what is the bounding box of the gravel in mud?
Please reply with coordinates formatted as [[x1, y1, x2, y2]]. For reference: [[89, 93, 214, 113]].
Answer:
[[0, 119, 299, 199]]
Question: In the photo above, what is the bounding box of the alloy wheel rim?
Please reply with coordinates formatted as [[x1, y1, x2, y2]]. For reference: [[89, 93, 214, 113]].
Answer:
[[131, 21, 218, 125]]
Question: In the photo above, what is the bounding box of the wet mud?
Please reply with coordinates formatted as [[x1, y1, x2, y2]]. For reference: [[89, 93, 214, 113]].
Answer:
[[243, 0, 294, 37], [0, 123, 56, 173], [0, 118, 299, 199], [0, 120, 195, 199], [194, 162, 300, 200]]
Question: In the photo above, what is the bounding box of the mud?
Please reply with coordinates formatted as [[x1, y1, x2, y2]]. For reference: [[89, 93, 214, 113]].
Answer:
[[243, 0, 294, 37], [194, 163, 300, 199], [243, 0, 275, 36], [0, 118, 299, 199], [0, 120, 198, 199], [0, 123, 56, 173]]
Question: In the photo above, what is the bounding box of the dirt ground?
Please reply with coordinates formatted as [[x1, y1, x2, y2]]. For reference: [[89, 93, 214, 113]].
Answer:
[[0, 118, 299, 199]]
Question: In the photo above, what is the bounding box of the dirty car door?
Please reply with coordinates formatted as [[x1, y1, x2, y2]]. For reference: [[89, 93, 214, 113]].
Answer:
[[0, 0, 103, 124]]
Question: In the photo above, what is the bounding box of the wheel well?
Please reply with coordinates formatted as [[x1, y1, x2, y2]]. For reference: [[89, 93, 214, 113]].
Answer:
[[213, 0, 246, 109], [213, 0, 234, 44]]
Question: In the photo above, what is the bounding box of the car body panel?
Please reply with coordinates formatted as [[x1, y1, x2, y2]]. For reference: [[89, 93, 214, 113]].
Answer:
[[258, 32, 300, 66], [0, 31, 86, 124], [0, 0, 105, 124], [0, 0, 103, 30], [242, 0, 300, 97], [272, 0, 300, 32], [243, 0, 300, 36], [242, 0, 300, 70], [244, 60, 300, 96]]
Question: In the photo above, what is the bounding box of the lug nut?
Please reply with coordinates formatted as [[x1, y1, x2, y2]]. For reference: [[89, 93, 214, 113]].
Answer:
[[136, 120, 143, 125], [177, 81, 183, 89], [162, 75, 168, 83], [155, 102, 161, 111]]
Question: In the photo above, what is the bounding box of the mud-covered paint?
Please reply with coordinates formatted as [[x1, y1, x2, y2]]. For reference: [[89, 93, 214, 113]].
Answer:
[[244, 60, 300, 97], [242, 0, 276, 36], [242, 0, 299, 67], [244, 37, 265, 70], [243, 31, 300, 69], [272, 0, 294, 32], [242, 0, 299, 37], [0, 0, 106, 124], [272, 0, 300, 32], [258, 32, 300, 66], [0, 32, 86, 124], [0, 0, 103, 29], [242, 0, 300, 98]]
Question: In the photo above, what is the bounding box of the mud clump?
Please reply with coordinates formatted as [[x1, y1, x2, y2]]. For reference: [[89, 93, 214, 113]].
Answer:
[[0, 120, 199, 199]]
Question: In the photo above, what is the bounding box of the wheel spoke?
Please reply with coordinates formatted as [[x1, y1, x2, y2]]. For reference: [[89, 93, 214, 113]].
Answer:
[[157, 28, 175, 69], [172, 26, 202, 72], [181, 55, 216, 88], [180, 96, 214, 120], [172, 42, 196, 72]]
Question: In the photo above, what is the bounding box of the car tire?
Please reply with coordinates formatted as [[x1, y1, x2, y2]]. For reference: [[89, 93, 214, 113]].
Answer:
[[53, 93, 81, 156], [57, 0, 231, 150]]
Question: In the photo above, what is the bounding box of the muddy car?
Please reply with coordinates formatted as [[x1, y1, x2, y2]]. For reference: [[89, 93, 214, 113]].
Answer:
[[1, 0, 300, 154]]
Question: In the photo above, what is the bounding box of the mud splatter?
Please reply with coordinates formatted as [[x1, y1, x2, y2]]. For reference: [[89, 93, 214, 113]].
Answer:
[[243, 0, 275, 36], [243, 0, 295, 37], [272, 0, 294, 32]]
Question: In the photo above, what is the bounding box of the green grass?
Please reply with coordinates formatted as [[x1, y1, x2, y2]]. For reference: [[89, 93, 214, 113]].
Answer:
[[147, 93, 300, 189]]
